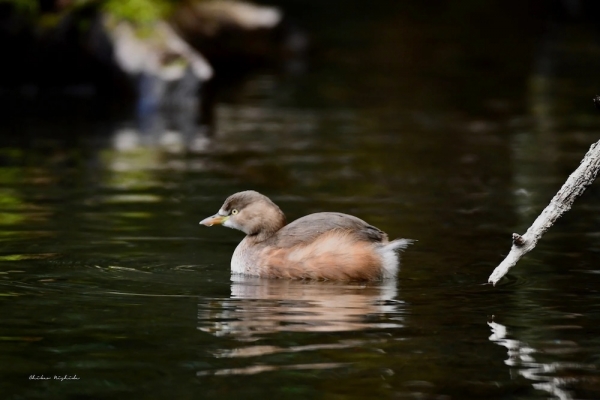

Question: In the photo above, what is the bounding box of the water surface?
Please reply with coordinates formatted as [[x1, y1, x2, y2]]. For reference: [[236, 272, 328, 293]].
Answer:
[[3, 2, 600, 399]]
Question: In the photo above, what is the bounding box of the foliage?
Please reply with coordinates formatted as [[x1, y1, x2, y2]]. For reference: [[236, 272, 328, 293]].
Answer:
[[1, 0, 198, 25], [102, 0, 174, 26], [0, 0, 39, 16]]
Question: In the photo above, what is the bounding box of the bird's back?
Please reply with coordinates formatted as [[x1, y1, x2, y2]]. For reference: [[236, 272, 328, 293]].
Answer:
[[266, 212, 388, 248]]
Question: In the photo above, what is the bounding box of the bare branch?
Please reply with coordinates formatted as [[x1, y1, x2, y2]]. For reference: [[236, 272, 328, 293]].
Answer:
[[488, 140, 600, 285]]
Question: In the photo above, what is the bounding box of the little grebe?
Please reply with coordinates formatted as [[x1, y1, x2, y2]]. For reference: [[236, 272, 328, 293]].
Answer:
[[200, 191, 412, 281]]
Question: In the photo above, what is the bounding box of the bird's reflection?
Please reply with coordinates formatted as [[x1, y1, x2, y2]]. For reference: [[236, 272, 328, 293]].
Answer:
[[198, 276, 405, 339], [488, 318, 590, 400]]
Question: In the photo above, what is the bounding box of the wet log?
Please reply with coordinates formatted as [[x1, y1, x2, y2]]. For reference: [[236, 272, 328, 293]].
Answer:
[[488, 115, 600, 285], [0, 0, 294, 102]]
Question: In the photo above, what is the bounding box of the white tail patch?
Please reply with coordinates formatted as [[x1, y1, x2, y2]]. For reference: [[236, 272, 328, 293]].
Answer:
[[377, 239, 414, 279]]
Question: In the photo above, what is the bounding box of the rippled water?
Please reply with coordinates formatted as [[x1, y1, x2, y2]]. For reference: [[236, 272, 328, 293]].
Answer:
[[4, 1, 600, 399]]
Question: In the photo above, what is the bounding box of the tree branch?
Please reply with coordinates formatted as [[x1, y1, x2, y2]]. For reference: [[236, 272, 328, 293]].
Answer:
[[488, 139, 600, 285]]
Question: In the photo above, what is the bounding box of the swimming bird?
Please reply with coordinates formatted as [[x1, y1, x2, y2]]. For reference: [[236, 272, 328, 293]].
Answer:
[[200, 190, 412, 281]]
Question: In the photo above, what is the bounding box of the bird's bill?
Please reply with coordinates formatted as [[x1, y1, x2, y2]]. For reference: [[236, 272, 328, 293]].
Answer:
[[200, 214, 229, 226]]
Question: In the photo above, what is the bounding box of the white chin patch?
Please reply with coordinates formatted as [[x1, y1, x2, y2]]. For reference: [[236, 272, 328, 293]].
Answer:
[[223, 218, 242, 232]]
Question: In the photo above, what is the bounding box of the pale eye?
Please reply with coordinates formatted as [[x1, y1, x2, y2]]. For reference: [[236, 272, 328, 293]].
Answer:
[[231, 209, 238, 215]]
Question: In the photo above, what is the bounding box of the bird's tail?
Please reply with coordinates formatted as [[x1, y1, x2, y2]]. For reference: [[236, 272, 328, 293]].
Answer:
[[386, 238, 414, 252], [378, 238, 415, 279]]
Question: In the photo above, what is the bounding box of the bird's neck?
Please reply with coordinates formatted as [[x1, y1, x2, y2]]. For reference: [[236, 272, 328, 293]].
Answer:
[[249, 214, 286, 243]]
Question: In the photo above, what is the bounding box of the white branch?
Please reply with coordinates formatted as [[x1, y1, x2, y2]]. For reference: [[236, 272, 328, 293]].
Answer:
[[488, 140, 600, 285]]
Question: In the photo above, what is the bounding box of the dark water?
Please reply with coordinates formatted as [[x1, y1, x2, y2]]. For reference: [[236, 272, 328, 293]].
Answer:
[[4, 2, 600, 399]]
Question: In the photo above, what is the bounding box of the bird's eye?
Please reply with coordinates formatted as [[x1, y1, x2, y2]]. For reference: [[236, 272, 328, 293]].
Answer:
[[231, 209, 238, 215]]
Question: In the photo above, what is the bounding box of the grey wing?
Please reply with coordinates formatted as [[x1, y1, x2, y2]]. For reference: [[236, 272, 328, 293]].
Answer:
[[272, 212, 387, 248]]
